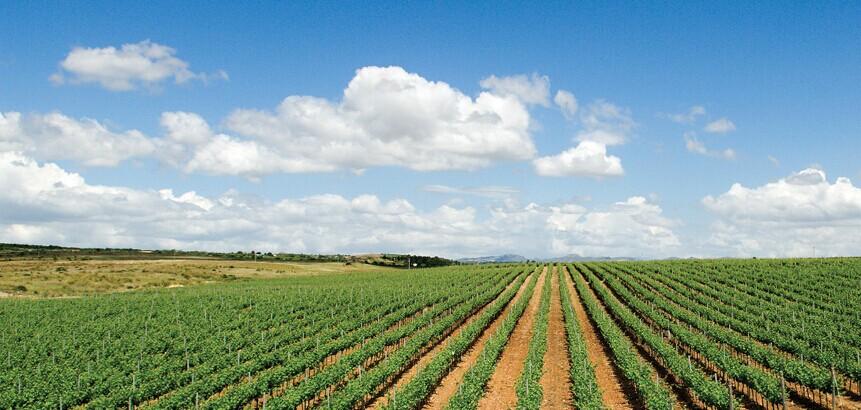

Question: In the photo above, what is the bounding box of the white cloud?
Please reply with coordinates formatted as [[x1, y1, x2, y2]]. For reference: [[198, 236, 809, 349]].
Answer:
[[704, 117, 736, 134], [51, 40, 226, 91], [11, 66, 645, 187], [703, 168, 861, 221], [479, 73, 550, 106], [576, 100, 635, 146], [159, 189, 214, 211], [554, 90, 578, 119], [159, 66, 539, 175], [0, 152, 678, 258], [160, 111, 212, 145], [14, 68, 637, 178], [184, 135, 307, 177], [532, 99, 633, 178], [0, 111, 154, 166], [702, 168, 861, 257], [665, 105, 706, 123], [155, 111, 312, 176], [423, 184, 519, 199], [548, 196, 680, 256], [684, 132, 735, 160], [532, 140, 624, 177], [489, 196, 679, 257]]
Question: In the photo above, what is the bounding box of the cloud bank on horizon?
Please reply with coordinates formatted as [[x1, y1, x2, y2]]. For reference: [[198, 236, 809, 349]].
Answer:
[[1, 23, 859, 259]]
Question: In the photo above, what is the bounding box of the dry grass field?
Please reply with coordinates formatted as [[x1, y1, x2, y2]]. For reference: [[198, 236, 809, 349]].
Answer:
[[0, 258, 395, 297]]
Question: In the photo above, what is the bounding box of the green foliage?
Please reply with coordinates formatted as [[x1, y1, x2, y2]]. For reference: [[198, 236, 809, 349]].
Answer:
[[0, 265, 508, 409], [514, 268, 551, 409], [568, 265, 675, 410], [443, 269, 541, 410], [557, 267, 604, 409], [589, 263, 783, 404], [2, 257, 859, 409], [381, 271, 528, 410], [576, 263, 735, 409]]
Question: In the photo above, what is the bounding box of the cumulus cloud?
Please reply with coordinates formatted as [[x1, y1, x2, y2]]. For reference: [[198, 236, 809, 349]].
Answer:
[[704, 117, 736, 134], [157, 66, 539, 175], [532, 140, 624, 177], [51, 40, 227, 91], [14, 67, 638, 181], [702, 168, 861, 257], [0, 152, 678, 258], [0, 111, 154, 166], [554, 90, 578, 119], [154, 111, 306, 176], [159, 111, 212, 145], [684, 132, 735, 160], [479, 73, 550, 106], [532, 99, 633, 178], [665, 105, 706, 124], [14, 67, 634, 178]]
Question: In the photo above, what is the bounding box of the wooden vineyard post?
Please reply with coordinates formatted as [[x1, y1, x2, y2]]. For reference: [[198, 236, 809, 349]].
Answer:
[[526, 360, 531, 397], [832, 366, 838, 410], [728, 380, 734, 410], [781, 374, 787, 410]]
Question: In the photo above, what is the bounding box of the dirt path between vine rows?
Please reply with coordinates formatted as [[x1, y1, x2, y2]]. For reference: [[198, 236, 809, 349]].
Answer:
[[476, 266, 547, 410], [562, 266, 636, 409], [242, 272, 514, 409], [422, 267, 539, 410], [539, 266, 572, 408], [367, 271, 524, 409]]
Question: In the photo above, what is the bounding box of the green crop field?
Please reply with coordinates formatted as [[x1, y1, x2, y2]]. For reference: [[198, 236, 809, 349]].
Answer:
[[1, 259, 860, 409]]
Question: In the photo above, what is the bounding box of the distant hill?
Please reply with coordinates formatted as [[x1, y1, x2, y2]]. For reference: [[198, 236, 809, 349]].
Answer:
[[0, 243, 458, 268], [542, 254, 638, 262], [458, 254, 528, 263], [457, 253, 639, 263]]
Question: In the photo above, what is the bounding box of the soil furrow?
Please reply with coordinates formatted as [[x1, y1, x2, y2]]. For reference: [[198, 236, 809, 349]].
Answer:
[[476, 266, 547, 410], [572, 265, 707, 410], [421, 267, 538, 410], [562, 266, 637, 409], [539, 266, 572, 409], [367, 271, 523, 409]]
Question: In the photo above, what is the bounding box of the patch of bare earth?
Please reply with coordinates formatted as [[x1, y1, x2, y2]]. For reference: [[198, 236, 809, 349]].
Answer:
[[562, 266, 636, 409], [539, 266, 572, 409], [476, 266, 547, 410], [422, 268, 538, 410], [368, 272, 523, 409]]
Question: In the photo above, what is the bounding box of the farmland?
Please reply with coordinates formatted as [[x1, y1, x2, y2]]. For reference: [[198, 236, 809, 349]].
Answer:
[[1, 259, 860, 409]]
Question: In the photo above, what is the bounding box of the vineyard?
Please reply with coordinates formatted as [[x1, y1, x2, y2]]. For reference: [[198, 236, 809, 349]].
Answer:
[[1, 259, 860, 409]]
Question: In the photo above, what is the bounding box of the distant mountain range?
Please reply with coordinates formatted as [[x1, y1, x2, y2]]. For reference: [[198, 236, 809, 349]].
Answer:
[[458, 254, 528, 263], [458, 253, 638, 263], [542, 254, 638, 262]]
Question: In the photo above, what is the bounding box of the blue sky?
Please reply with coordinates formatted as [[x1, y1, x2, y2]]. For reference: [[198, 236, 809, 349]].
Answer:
[[1, 1, 860, 258]]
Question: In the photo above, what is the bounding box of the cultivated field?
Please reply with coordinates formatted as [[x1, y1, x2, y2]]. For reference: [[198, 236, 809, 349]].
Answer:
[[1, 259, 860, 409]]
